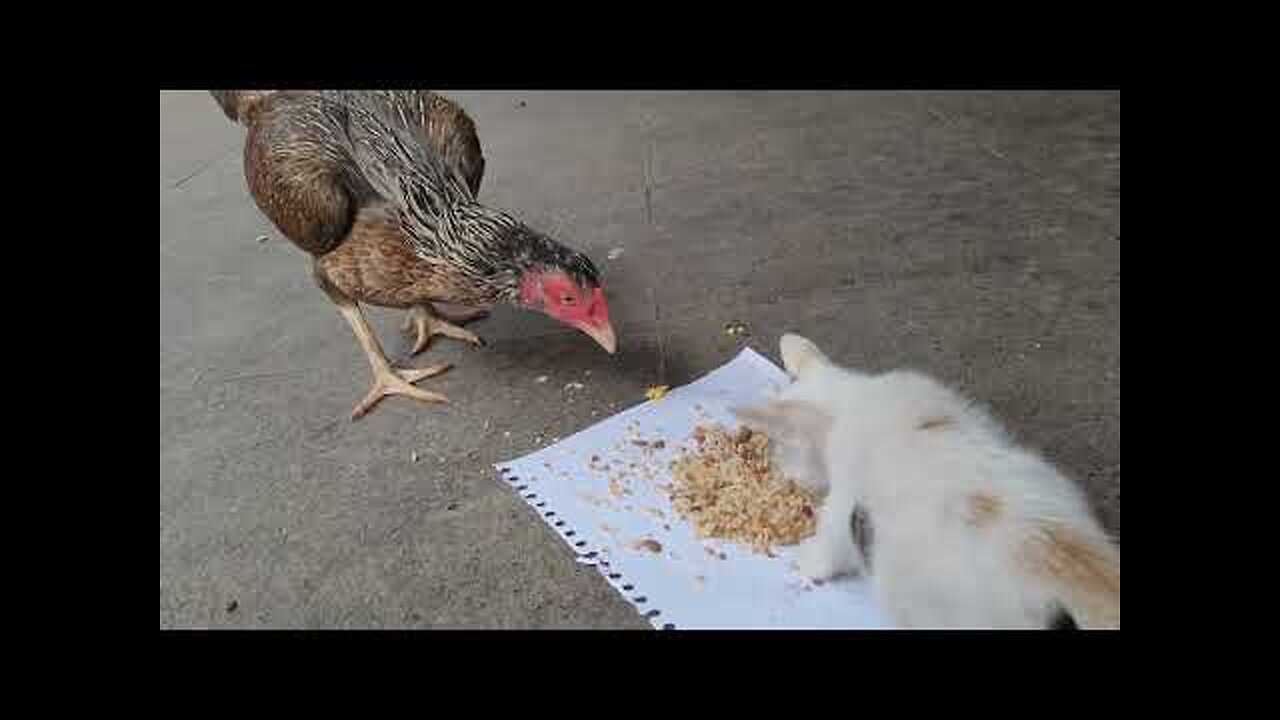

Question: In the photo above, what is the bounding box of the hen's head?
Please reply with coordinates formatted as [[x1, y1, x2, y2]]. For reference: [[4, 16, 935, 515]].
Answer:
[[441, 205, 616, 354], [516, 242, 615, 354]]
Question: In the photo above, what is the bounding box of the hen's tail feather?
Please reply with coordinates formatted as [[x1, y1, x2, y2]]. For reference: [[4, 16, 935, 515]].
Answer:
[[209, 90, 277, 126]]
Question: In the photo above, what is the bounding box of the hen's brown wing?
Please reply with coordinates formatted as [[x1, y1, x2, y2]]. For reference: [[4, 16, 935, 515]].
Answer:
[[359, 90, 486, 200]]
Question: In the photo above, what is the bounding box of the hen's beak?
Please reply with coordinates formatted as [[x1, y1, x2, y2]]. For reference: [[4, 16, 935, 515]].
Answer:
[[577, 320, 617, 354]]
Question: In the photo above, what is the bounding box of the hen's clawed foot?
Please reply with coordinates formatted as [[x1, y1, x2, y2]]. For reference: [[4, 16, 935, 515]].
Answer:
[[402, 305, 487, 355], [351, 363, 452, 419]]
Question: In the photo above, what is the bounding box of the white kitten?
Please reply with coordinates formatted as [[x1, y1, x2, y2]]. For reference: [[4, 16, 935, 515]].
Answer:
[[735, 334, 1120, 629]]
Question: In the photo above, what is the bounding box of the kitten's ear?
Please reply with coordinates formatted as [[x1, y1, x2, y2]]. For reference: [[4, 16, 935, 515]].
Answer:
[[780, 333, 831, 379], [733, 400, 833, 441]]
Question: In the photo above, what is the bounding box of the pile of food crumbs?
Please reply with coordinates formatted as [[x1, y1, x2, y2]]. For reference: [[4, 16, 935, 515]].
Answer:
[[666, 424, 817, 553]]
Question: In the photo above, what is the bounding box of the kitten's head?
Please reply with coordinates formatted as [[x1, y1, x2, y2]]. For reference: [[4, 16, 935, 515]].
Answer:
[[733, 399, 833, 444], [731, 334, 838, 490], [735, 333, 838, 433]]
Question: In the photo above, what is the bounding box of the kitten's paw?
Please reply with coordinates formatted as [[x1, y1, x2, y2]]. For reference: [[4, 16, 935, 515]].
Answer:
[[795, 537, 851, 580]]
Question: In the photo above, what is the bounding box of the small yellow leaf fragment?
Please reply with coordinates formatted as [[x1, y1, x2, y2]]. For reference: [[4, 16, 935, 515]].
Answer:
[[645, 385, 670, 402]]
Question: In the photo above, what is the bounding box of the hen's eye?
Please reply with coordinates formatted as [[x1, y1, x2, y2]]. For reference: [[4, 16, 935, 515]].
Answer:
[[561, 295, 577, 305]]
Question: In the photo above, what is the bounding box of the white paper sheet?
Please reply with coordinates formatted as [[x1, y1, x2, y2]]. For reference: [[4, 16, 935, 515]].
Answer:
[[494, 348, 892, 630]]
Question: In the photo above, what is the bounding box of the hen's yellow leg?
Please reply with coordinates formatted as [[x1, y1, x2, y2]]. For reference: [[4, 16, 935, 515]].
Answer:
[[333, 300, 451, 419]]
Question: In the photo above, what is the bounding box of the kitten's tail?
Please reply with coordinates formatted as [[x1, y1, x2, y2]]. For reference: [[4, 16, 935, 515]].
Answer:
[[1024, 524, 1120, 629]]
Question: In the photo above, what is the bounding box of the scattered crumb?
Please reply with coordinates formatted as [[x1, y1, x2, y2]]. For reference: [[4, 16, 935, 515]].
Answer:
[[607, 247, 625, 260], [410, 451, 419, 463], [639, 506, 665, 520], [608, 477, 632, 498], [578, 492, 616, 509], [226, 600, 239, 614], [633, 538, 663, 553], [535, 375, 549, 384], [564, 382, 585, 392]]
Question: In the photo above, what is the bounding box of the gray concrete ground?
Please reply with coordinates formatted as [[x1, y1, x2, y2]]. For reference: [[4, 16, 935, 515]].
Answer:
[[160, 91, 1120, 629]]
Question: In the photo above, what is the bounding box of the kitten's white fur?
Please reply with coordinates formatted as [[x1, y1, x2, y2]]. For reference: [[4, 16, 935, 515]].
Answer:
[[735, 334, 1120, 629]]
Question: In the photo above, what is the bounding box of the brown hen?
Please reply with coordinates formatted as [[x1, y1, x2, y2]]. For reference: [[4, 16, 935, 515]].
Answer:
[[211, 90, 616, 418]]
